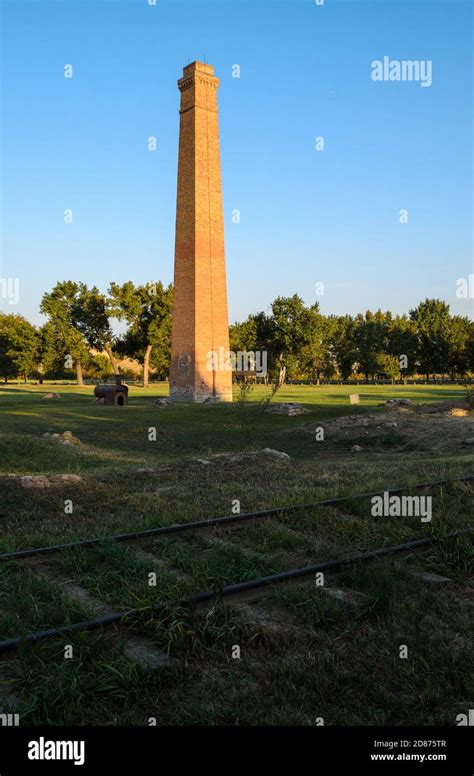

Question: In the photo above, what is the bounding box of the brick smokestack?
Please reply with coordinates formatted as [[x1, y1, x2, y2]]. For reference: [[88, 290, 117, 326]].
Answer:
[[169, 61, 233, 402]]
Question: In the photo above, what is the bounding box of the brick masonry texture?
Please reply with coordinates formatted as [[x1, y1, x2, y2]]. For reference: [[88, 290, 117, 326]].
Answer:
[[169, 62, 233, 402]]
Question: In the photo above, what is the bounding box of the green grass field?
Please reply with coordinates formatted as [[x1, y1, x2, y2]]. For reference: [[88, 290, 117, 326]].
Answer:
[[0, 381, 469, 470], [0, 383, 472, 725]]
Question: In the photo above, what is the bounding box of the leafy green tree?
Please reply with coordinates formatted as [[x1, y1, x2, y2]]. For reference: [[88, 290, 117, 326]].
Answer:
[[253, 311, 276, 382], [328, 315, 357, 380], [38, 322, 67, 378], [354, 310, 388, 382], [410, 299, 452, 380], [109, 281, 173, 387], [0, 321, 15, 382], [86, 354, 112, 380], [0, 313, 39, 382], [268, 295, 319, 385], [446, 316, 472, 380], [299, 308, 326, 382], [378, 353, 401, 384], [75, 286, 118, 374], [40, 281, 91, 385], [229, 316, 258, 353], [386, 315, 418, 382], [467, 322, 474, 375]]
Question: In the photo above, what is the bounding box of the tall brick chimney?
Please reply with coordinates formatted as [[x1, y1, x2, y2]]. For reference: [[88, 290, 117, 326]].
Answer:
[[169, 61, 233, 402]]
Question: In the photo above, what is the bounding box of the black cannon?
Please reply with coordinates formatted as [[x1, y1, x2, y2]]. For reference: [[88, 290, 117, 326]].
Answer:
[[94, 375, 128, 406]]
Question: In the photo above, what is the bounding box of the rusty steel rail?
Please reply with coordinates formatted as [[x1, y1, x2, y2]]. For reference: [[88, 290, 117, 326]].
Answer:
[[0, 527, 471, 654], [1, 474, 473, 563]]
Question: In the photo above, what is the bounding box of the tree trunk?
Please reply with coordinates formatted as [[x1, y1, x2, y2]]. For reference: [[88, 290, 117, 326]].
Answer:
[[278, 364, 286, 387], [143, 345, 153, 388], [76, 360, 84, 386], [104, 343, 118, 375]]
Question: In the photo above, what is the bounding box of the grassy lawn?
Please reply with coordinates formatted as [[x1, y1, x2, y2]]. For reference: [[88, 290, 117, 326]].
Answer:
[[0, 381, 469, 470], [0, 382, 472, 725]]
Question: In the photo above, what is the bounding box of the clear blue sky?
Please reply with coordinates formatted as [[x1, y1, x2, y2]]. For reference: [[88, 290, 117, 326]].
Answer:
[[1, 0, 472, 327]]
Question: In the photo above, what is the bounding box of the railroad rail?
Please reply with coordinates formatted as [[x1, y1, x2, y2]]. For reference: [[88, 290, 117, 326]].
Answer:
[[0, 527, 471, 654], [0, 473, 472, 654], [1, 474, 473, 563]]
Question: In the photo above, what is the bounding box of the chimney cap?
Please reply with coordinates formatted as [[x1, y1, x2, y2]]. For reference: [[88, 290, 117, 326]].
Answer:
[[182, 61, 214, 76]]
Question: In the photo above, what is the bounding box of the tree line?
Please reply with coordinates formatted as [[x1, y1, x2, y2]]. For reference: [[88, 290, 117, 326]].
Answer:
[[230, 295, 474, 384], [0, 281, 472, 385], [0, 281, 172, 387]]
